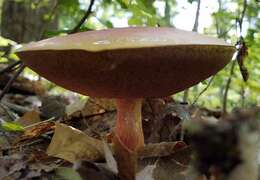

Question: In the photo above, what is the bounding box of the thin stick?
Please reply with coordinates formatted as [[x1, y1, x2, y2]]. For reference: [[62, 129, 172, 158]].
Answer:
[[222, 61, 236, 114], [182, 0, 201, 102], [0, 63, 26, 101], [24, 117, 55, 129], [222, 0, 247, 114], [70, 0, 95, 34], [192, 76, 215, 106], [0, 61, 22, 76], [0, 103, 17, 120]]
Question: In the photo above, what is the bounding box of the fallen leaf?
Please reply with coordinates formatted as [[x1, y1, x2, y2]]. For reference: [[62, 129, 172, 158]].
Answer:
[[139, 141, 187, 159], [29, 162, 58, 173], [82, 98, 116, 117], [73, 161, 117, 180], [136, 164, 156, 180], [0, 154, 26, 179], [1, 120, 25, 132], [103, 141, 118, 174], [16, 122, 54, 142], [138, 147, 192, 180], [17, 110, 41, 127], [47, 123, 104, 163], [54, 167, 82, 180]]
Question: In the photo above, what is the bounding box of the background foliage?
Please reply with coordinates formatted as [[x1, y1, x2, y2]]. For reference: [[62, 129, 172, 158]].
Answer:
[[0, 0, 259, 112]]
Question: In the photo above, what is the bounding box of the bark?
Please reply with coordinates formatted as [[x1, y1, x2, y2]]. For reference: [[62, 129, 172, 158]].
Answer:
[[183, 0, 201, 103], [1, 0, 58, 43]]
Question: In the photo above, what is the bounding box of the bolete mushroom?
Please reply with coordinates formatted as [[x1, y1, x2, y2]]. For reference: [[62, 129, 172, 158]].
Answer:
[[16, 27, 235, 179]]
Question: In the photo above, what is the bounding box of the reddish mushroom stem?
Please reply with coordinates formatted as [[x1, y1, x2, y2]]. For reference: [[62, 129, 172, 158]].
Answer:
[[115, 98, 144, 152]]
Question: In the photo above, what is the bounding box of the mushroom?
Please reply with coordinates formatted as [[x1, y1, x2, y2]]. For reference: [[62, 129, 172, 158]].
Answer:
[[16, 27, 235, 179]]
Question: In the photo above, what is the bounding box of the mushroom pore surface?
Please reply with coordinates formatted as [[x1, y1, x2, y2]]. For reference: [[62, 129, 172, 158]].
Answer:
[[16, 27, 235, 98]]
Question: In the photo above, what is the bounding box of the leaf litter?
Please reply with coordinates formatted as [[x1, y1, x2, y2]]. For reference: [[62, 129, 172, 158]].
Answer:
[[0, 74, 259, 180]]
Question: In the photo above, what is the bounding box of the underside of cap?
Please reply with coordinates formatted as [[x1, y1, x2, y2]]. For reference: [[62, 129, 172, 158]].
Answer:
[[17, 40, 235, 98]]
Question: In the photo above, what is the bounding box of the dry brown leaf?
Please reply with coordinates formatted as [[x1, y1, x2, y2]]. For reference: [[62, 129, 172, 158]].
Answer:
[[138, 147, 192, 180], [17, 110, 41, 127], [16, 122, 54, 143], [82, 98, 116, 117], [47, 123, 104, 163]]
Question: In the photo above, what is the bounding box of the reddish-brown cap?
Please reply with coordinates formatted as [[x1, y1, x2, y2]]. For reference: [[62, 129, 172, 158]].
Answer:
[[16, 27, 235, 98]]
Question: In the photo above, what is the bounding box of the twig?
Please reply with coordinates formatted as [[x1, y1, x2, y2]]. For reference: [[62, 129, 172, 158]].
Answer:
[[222, 0, 247, 114], [2, 100, 33, 115], [182, 0, 201, 103], [192, 76, 215, 106], [0, 44, 12, 59], [222, 61, 236, 114], [238, 0, 248, 34], [0, 63, 26, 101], [24, 117, 55, 129], [0, 61, 22, 76], [192, 0, 201, 32], [0, 103, 18, 120], [69, 0, 95, 34]]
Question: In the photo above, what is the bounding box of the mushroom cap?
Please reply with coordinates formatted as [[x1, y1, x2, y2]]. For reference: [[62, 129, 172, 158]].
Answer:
[[16, 27, 235, 98]]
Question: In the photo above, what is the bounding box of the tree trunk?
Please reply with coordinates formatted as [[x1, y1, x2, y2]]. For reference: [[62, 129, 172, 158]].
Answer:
[[183, 0, 201, 103], [1, 0, 58, 43]]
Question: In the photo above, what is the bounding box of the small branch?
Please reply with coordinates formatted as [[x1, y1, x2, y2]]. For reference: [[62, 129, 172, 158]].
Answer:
[[192, 0, 201, 32], [2, 100, 33, 115], [0, 61, 22, 76], [238, 0, 247, 33], [222, 61, 236, 114], [70, 0, 95, 34], [0, 103, 17, 120], [222, 0, 248, 114], [0, 63, 26, 101], [183, 0, 201, 103], [218, 24, 235, 38], [164, 0, 171, 26], [192, 76, 215, 106]]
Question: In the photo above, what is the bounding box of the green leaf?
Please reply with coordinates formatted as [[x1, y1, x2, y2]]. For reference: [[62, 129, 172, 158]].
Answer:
[[54, 167, 82, 180], [128, 16, 143, 25], [1, 121, 25, 132], [116, 0, 130, 9], [201, 80, 208, 85], [58, 0, 79, 8], [247, 81, 260, 93]]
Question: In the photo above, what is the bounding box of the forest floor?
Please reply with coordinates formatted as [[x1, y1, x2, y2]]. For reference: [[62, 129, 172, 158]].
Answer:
[[0, 65, 259, 180]]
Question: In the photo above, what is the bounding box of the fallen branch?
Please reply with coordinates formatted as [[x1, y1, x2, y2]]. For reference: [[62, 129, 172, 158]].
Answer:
[[0, 61, 22, 76], [0, 63, 26, 101]]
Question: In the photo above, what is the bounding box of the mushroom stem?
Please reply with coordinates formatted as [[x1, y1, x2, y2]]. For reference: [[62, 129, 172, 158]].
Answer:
[[115, 98, 144, 152], [114, 98, 144, 180]]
